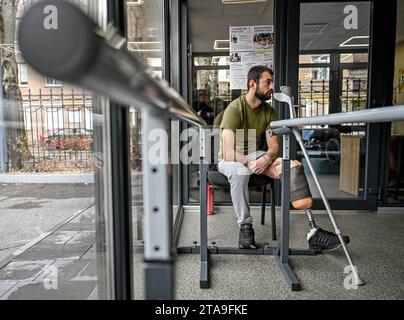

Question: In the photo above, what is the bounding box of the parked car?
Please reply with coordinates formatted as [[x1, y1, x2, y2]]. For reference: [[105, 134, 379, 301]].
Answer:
[[40, 128, 93, 150]]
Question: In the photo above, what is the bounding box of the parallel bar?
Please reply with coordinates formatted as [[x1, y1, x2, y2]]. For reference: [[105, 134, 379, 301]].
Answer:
[[270, 182, 277, 241], [280, 132, 291, 264], [270, 105, 404, 128], [177, 246, 311, 256], [275, 257, 300, 291], [289, 249, 316, 256], [280, 159, 290, 264], [142, 109, 173, 299]]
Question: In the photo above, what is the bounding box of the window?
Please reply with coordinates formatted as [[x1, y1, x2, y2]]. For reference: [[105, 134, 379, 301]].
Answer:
[[18, 64, 28, 85], [299, 54, 330, 64], [68, 110, 82, 128], [45, 107, 64, 130], [45, 77, 62, 86]]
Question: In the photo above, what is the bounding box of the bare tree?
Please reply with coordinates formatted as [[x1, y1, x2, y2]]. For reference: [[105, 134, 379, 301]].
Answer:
[[0, 0, 31, 170]]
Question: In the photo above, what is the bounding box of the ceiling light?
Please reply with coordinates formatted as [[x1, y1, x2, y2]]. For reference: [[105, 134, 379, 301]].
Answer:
[[127, 41, 161, 52], [313, 55, 329, 63], [222, 0, 267, 4], [214, 40, 229, 51], [340, 54, 353, 62], [339, 36, 369, 47], [127, 0, 144, 6]]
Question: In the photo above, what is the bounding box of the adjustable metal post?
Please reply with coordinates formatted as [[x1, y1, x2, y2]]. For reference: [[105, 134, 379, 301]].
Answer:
[[199, 127, 209, 288], [142, 109, 174, 299], [275, 132, 300, 291], [269, 182, 276, 241]]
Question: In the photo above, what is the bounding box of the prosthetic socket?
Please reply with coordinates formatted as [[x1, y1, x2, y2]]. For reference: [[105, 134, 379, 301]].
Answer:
[[275, 160, 313, 210]]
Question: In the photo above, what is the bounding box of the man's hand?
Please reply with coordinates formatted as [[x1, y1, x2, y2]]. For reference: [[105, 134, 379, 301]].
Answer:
[[248, 156, 269, 174]]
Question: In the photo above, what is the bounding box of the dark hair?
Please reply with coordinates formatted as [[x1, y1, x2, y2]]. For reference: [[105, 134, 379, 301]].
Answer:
[[247, 65, 274, 90]]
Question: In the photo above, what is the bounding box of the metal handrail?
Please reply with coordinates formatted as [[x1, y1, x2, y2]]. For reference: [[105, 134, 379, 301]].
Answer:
[[18, 1, 206, 128], [271, 105, 404, 128]]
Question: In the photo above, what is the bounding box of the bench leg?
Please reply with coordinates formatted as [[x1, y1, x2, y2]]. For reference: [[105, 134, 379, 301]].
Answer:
[[261, 185, 266, 225]]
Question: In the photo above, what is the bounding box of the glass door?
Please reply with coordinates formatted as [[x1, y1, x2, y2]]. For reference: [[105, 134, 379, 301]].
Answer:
[[275, 0, 397, 210]]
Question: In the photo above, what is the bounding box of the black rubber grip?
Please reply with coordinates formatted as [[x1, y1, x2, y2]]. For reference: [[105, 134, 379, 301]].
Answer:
[[269, 127, 292, 137], [18, 0, 101, 82]]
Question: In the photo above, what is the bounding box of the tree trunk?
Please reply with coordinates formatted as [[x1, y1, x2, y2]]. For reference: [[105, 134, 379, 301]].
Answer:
[[1, 0, 31, 170]]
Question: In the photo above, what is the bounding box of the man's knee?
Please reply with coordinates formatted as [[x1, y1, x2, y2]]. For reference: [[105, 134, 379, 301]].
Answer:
[[220, 162, 251, 177], [228, 164, 251, 185]]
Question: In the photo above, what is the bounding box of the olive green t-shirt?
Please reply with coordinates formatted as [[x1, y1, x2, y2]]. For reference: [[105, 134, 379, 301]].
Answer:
[[218, 95, 278, 160]]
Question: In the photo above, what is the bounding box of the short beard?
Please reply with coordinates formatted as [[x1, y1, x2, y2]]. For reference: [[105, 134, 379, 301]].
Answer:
[[254, 89, 271, 102]]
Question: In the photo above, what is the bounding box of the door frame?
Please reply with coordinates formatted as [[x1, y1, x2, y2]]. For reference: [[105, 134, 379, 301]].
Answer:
[[274, 0, 397, 210]]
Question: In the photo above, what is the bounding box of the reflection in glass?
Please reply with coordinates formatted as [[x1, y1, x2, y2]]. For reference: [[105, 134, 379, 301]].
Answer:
[[299, 54, 330, 64], [299, 2, 371, 199], [0, 0, 101, 300]]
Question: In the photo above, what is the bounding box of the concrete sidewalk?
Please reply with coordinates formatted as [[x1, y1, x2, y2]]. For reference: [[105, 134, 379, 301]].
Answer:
[[0, 173, 94, 184], [0, 204, 97, 300], [0, 182, 97, 299]]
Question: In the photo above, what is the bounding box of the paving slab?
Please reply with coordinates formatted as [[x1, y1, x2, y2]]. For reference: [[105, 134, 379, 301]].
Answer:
[[0, 281, 18, 296], [0, 260, 54, 281], [13, 243, 93, 261], [34, 259, 97, 282], [0, 280, 96, 300]]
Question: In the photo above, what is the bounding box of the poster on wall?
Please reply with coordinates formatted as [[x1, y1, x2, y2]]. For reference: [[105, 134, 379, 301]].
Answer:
[[229, 25, 274, 90]]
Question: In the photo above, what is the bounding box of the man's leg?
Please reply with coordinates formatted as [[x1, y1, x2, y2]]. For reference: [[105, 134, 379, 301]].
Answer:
[[218, 160, 256, 248], [263, 158, 350, 252]]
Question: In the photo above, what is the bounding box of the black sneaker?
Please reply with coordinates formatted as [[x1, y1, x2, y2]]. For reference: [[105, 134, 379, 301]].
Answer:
[[238, 223, 256, 249], [308, 227, 350, 253]]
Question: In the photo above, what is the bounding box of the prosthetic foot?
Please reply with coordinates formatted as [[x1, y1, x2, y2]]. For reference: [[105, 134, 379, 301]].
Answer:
[[275, 160, 350, 252]]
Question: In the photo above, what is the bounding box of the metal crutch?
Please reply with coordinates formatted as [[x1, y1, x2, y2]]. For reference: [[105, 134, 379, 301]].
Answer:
[[274, 86, 364, 286]]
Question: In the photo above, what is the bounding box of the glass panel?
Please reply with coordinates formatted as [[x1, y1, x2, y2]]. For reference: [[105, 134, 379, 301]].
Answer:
[[0, 0, 102, 300], [299, 54, 330, 64], [194, 56, 230, 66], [126, 0, 165, 299], [193, 69, 230, 123], [299, 2, 371, 199], [127, 0, 164, 78], [389, 7, 404, 204], [340, 53, 369, 63], [44, 77, 62, 86], [18, 64, 28, 85], [298, 67, 330, 118], [189, 65, 267, 204], [341, 68, 368, 112], [388, 127, 404, 204]]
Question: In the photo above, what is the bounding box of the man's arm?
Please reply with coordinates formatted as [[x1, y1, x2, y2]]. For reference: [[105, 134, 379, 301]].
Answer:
[[249, 131, 279, 174], [222, 129, 249, 165], [262, 130, 280, 166]]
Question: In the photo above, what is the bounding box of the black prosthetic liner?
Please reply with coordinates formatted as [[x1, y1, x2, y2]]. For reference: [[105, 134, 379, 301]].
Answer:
[[18, 0, 101, 83], [289, 165, 312, 202]]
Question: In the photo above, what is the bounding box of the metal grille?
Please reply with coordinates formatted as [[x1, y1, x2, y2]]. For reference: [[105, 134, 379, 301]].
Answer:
[[20, 88, 93, 172]]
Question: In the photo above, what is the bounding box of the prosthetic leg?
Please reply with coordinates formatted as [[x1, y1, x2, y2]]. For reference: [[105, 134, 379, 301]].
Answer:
[[275, 160, 318, 227], [274, 160, 350, 250]]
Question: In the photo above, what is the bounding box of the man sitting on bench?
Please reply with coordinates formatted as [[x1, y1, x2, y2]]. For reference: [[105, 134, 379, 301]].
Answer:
[[218, 65, 350, 251]]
